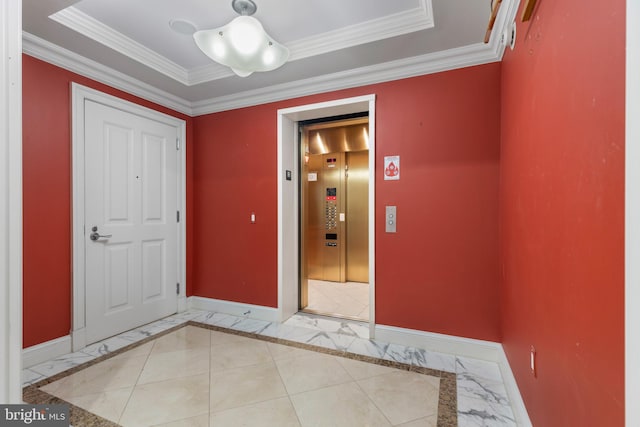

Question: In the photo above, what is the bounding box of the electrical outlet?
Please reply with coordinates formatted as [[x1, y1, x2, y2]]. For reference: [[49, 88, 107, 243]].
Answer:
[[530, 345, 537, 377]]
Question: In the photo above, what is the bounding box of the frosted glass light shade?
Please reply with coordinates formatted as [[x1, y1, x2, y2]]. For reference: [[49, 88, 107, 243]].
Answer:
[[194, 16, 289, 77]]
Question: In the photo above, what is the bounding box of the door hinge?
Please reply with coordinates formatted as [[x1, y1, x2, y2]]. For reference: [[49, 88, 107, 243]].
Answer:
[[176, 283, 180, 295], [176, 138, 180, 150], [176, 210, 180, 223]]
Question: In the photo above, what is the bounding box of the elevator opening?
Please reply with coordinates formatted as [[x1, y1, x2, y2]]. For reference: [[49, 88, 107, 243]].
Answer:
[[299, 115, 370, 321]]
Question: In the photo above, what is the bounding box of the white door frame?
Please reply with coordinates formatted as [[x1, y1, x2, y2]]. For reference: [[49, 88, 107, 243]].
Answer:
[[0, 0, 22, 404], [71, 83, 187, 351], [626, 0, 640, 424], [277, 94, 376, 336]]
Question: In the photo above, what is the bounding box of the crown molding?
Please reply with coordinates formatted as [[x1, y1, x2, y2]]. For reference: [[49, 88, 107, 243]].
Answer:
[[287, 0, 433, 63], [48, 1, 434, 86], [22, 32, 193, 116], [22, 0, 518, 117], [50, 7, 193, 85], [191, 0, 520, 116], [191, 42, 500, 116]]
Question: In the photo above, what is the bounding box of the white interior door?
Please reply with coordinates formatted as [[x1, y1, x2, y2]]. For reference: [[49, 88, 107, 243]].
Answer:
[[84, 99, 178, 344]]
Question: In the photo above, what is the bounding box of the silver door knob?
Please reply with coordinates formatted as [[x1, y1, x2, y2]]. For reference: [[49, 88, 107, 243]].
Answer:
[[90, 232, 112, 241], [90, 226, 112, 241]]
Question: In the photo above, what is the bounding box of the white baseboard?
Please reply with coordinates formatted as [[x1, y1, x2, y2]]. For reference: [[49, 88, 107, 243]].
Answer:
[[375, 323, 531, 426], [22, 335, 72, 368], [497, 350, 533, 427], [375, 324, 503, 361], [188, 296, 279, 323]]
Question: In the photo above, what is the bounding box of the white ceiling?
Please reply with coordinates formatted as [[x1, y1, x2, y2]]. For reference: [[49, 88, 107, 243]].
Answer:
[[22, 0, 518, 116]]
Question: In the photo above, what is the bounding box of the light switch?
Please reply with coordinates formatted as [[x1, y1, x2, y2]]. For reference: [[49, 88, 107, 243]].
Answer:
[[386, 206, 396, 233]]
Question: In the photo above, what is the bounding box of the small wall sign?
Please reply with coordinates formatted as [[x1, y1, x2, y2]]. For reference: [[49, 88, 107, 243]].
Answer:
[[384, 156, 400, 180]]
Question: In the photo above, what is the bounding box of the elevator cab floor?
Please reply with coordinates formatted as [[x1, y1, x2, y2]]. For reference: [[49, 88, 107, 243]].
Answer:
[[300, 279, 370, 321]]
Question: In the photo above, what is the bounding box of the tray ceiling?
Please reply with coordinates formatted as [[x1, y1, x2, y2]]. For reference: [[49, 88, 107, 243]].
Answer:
[[23, 0, 518, 115]]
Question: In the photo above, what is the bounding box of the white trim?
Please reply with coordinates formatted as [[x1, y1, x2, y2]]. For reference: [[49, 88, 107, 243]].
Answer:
[[277, 94, 376, 333], [0, 0, 22, 404], [191, 43, 499, 116], [367, 98, 377, 338], [183, 63, 234, 86], [22, 336, 72, 369], [285, 0, 433, 63], [178, 296, 188, 313], [50, 2, 433, 87], [627, 0, 640, 425], [376, 323, 532, 426], [375, 324, 503, 361], [496, 349, 533, 427], [71, 83, 187, 351], [71, 328, 86, 353], [188, 296, 279, 323], [50, 7, 191, 85], [22, 32, 193, 116], [22, 0, 519, 118]]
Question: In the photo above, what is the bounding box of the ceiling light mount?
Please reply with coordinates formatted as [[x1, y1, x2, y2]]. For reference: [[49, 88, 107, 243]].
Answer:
[[193, 0, 289, 77], [232, 0, 257, 16]]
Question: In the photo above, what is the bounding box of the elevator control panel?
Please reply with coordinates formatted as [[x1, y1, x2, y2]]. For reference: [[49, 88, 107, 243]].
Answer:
[[325, 187, 338, 230], [386, 206, 397, 233]]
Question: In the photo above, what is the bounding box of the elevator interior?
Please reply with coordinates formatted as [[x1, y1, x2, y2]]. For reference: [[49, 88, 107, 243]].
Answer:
[[300, 117, 370, 320]]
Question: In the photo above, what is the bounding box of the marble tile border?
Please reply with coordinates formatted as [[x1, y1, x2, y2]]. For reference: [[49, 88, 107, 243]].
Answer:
[[24, 320, 458, 427]]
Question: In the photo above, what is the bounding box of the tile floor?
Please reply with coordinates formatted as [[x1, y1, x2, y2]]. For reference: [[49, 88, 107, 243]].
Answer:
[[304, 279, 370, 321], [22, 310, 519, 426]]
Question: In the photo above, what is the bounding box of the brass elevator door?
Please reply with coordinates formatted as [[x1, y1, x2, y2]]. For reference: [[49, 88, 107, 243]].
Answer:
[[345, 151, 369, 283], [306, 153, 346, 283], [303, 151, 369, 284], [300, 118, 370, 314]]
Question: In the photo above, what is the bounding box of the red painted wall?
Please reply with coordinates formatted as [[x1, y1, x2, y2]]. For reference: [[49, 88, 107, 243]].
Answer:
[[22, 55, 194, 348], [23, 57, 500, 345], [193, 63, 502, 341], [500, 0, 625, 425]]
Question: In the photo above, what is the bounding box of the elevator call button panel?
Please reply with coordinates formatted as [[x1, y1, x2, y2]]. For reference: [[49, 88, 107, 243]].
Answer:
[[386, 206, 397, 233], [325, 187, 338, 230]]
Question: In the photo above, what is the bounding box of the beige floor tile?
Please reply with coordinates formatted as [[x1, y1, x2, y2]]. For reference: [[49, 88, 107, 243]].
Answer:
[[138, 346, 210, 384], [152, 414, 210, 427], [111, 341, 155, 361], [336, 357, 399, 380], [151, 325, 211, 355], [357, 370, 440, 425], [40, 355, 147, 399], [37, 324, 452, 427], [290, 382, 391, 427], [210, 397, 301, 427], [64, 387, 133, 423], [211, 330, 254, 348], [210, 339, 272, 372], [307, 280, 370, 321], [266, 342, 314, 361], [210, 361, 288, 412], [396, 415, 438, 427], [275, 352, 353, 395], [119, 374, 209, 427]]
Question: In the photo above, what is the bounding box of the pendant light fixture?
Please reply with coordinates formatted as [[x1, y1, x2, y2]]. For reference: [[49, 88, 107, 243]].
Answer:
[[193, 0, 289, 77]]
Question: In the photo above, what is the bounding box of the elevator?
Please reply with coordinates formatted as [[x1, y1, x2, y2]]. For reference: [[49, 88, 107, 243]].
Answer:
[[299, 117, 370, 320]]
